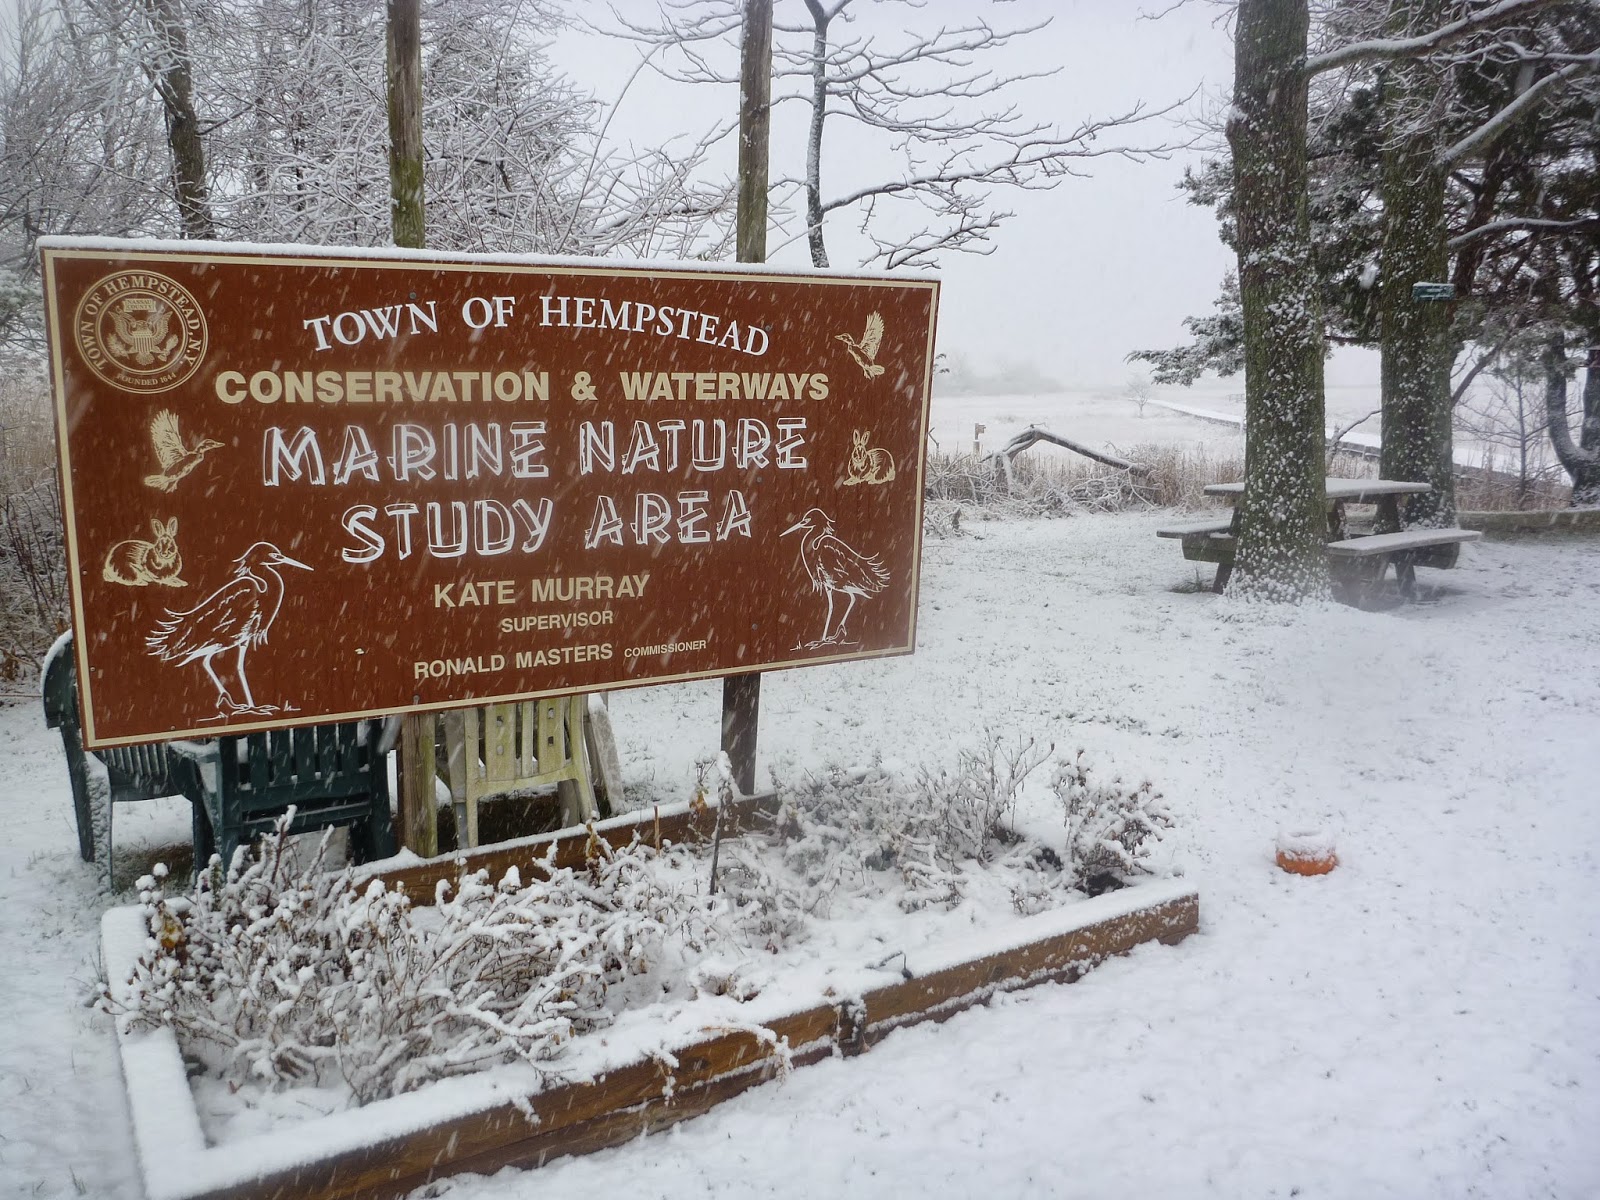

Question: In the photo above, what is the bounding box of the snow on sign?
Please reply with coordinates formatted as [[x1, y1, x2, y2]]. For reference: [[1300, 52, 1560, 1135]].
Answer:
[[39, 239, 939, 747]]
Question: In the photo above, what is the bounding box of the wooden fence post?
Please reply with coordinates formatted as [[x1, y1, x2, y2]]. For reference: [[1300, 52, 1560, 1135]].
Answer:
[[386, 0, 436, 855], [720, 0, 771, 799]]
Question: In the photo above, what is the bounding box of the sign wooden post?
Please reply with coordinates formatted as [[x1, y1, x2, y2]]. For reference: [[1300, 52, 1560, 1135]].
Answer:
[[387, 0, 435, 856], [721, 0, 773, 798]]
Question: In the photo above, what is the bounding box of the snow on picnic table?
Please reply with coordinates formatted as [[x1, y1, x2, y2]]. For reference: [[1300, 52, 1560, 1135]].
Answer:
[[2, 512, 1598, 1199]]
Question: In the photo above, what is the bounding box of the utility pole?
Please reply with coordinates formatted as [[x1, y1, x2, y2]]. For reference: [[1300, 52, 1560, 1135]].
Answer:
[[386, 0, 436, 856], [721, 0, 771, 797]]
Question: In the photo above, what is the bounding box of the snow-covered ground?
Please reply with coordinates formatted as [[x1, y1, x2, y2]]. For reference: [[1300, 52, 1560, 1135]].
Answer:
[[3, 395, 1598, 1199]]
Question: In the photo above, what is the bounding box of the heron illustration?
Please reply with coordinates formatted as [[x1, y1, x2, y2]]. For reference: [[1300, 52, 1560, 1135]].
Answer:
[[146, 541, 311, 715], [143, 409, 224, 493], [781, 508, 890, 648], [836, 311, 886, 379]]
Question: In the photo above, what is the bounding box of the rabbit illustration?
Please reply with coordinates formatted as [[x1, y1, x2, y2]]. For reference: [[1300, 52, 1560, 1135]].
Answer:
[[103, 517, 185, 587], [843, 429, 896, 486]]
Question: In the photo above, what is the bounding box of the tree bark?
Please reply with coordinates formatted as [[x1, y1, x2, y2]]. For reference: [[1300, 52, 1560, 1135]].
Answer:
[[1545, 333, 1600, 506], [1227, 0, 1329, 601], [143, 0, 215, 239], [1585, 347, 1600, 455], [386, 0, 425, 251], [1378, 0, 1456, 528], [801, 0, 832, 268]]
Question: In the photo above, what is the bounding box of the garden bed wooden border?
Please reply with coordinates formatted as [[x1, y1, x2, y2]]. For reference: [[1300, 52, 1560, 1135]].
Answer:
[[357, 788, 786, 904], [103, 802, 1198, 1200]]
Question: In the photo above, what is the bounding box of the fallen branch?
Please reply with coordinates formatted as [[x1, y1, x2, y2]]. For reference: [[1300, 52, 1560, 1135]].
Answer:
[[986, 426, 1151, 476], [1326, 408, 1381, 467]]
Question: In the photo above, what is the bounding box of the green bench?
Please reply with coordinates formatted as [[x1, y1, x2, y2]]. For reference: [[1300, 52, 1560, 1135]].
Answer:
[[42, 636, 396, 880]]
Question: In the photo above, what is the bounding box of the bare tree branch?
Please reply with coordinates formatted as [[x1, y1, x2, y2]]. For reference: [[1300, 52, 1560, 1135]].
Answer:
[[1439, 53, 1600, 166], [1451, 331, 1517, 404], [598, 0, 1193, 269], [1305, 0, 1568, 75], [1448, 214, 1600, 248]]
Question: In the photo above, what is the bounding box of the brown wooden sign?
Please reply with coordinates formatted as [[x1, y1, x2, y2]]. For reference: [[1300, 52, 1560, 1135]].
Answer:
[[41, 240, 938, 747]]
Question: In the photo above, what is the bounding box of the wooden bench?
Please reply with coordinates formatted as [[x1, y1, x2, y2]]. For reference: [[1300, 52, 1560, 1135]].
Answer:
[[42, 636, 396, 880], [1325, 528, 1482, 603], [1156, 516, 1237, 592]]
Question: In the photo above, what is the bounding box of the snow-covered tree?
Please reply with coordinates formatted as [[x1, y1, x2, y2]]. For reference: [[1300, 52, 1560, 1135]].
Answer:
[[1134, 0, 1599, 518], [144, 0, 216, 238], [184, 0, 733, 256], [1227, 0, 1330, 601], [1455, 336, 1565, 507], [0, 0, 171, 356], [1543, 331, 1600, 505], [0, 0, 737, 359]]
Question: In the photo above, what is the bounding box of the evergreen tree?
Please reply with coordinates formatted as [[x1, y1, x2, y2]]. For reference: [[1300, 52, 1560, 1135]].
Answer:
[[1227, 0, 1330, 601], [1134, 0, 1599, 511]]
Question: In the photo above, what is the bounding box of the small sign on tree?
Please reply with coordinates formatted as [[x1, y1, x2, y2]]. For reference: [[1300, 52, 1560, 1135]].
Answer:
[[1411, 282, 1456, 302]]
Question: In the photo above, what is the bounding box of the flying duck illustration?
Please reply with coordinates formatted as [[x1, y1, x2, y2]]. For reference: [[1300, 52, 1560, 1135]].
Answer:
[[143, 409, 223, 493], [836, 311, 886, 379], [782, 508, 890, 648]]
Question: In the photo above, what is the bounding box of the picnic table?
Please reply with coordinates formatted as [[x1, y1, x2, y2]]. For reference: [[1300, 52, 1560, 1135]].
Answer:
[[1158, 477, 1481, 603]]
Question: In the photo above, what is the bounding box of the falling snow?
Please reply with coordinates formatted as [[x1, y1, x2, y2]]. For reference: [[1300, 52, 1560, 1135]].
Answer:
[[5, 431, 1598, 1194]]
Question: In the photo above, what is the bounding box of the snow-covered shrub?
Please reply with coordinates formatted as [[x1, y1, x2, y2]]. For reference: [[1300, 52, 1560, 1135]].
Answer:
[[922, 496, 968, 539], [724, 736, 1059, 927], [924, 444, 1397, 518], [103, 741, 1179, 1112], [107, 820, 709, 1102], [1052, 750, 1175, 887], [917, 734, 1052, 867]]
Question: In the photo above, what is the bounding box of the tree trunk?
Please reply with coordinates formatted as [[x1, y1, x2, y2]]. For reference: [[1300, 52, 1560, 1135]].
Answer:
[[801, 0, 832, 268], [1226, 0, 1329, 601], [1583, 345, 1600, 455], [1545, 334, 1600, 507], [1378, 1, 1456, 528], [993, 427, 1147, 474], [386, 0, 425, 251], [143, 0, 215, 239]]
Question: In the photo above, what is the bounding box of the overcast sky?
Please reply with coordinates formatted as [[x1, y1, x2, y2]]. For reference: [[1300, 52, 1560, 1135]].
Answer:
[[557, 0, 1251, 390]]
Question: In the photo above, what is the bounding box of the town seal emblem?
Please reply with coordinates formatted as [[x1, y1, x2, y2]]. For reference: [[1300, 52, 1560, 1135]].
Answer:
[[74, 270, 208, 393]]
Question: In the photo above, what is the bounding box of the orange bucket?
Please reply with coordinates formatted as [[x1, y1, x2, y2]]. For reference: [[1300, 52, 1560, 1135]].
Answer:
[[1276, 829, 1337, 876]]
